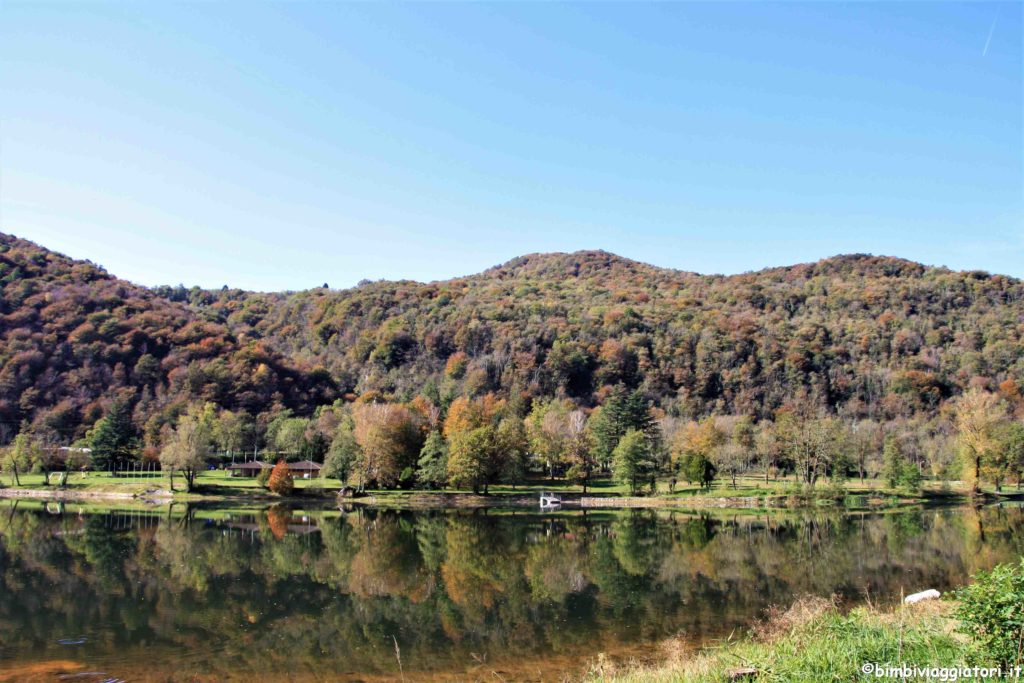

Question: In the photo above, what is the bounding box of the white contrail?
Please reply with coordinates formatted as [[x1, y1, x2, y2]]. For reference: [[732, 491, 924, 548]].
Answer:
[[982, 5, 999, 57]]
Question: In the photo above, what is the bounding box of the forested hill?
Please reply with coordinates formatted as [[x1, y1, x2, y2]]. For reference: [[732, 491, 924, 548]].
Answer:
[[0, 233, 335, 443], [2, 232, 1023, 444]]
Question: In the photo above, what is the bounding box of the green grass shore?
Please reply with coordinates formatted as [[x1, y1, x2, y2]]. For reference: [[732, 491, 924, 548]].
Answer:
[[586, 597, 973, 683], [1, 470, 1015, 509]]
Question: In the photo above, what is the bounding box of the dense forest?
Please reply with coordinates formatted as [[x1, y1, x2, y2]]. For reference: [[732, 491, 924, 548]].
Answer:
[[2, 231, 1023, 490], [189, 246, 1024, 422]]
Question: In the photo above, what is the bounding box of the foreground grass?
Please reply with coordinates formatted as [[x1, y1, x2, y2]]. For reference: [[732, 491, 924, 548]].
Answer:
[[587, 598, 968, 683]]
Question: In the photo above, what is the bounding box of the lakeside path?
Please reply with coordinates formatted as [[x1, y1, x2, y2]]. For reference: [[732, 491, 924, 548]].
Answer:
[[0, 486, 795, 508], [3, 475, 1013, 509]]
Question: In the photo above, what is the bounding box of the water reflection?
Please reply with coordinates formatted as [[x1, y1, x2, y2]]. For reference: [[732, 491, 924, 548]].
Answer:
[[0, 502, 1022, 681]]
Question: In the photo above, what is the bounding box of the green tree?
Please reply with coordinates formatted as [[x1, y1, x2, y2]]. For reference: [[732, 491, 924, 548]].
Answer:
[[214, 410, 255, 461], [415, 430, 448, 489], [882, 433, 922, 492], [681, 451, 717, 490], [981, 421, 1024, 491], [672, 418, 724, 489], [267, 415, 309, 461], [1, 434, 43, 486], [611, 429, 653, 495], [159, 409, 214, 491], [89, 400, 138, 470], [565, 410, 597, 492], [733, 416, 755, 451], [446, 425, 492, 493], [591, 385, 656, 470], [299, 430, 329, 462], [256, 466, 271, 489], [998, 422, 1024, 490], [323, 418, 359, 482], [955, 389, 1008, 494], [524, 398, 573, 480], [546, 339, 595, 398], [882, 434, 905, 489], [496, 416, 528, 486], [900, 456, 923, 491]]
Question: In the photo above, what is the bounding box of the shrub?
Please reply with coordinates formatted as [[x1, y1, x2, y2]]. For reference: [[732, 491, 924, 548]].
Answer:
[[954, 557, 1024, 668], [823, 478, 847, 502], [256, 467, 271, 489], [399, 466, 415, 489], [681, 452, 716, 490], [900, 462, 923, 491], [267, 460, 294, 496], [883, 435, 922, 492], [785, 481, 814, 506]]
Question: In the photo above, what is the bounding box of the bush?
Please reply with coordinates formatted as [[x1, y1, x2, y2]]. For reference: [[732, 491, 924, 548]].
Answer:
[[823, 478, 847, 502], [883, 435, 922, 492], [256, 467, 271, 489], [784, 481, 815, 506], [680, 452, 716, 490], [267, 460, 294, 496], [954, 557, 1024, 668], [900, 463, 923, 492], [398, 466, 415, 489]]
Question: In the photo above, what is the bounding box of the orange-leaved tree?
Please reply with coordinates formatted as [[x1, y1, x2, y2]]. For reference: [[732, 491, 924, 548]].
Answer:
[[268, 460, 294, 496]]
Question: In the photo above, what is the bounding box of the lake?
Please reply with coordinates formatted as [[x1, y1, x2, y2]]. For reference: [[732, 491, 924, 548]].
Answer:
[[1, 501, 1022, 682]]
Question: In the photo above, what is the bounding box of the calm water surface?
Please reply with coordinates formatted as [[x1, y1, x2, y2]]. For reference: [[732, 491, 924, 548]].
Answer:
[[1, 502, 1022, 682]]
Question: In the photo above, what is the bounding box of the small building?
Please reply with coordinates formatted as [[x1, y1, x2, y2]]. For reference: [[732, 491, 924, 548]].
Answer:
[[287, 460, 323, 479], [228, 460, 271, 478]]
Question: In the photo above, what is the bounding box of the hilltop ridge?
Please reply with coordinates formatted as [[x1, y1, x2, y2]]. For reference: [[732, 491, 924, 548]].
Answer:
[[1, 231, 1022, 443]]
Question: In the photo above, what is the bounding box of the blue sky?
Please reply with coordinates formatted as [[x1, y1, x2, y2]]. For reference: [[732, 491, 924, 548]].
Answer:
[[2, 2, 1021, 290]]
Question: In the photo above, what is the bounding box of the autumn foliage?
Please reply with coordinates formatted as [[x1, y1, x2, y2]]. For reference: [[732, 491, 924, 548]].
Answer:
[[267, 460, 294, 496], [3, 233, 1024, 458]]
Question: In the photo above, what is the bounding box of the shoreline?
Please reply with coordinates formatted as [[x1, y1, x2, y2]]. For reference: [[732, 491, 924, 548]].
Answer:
[[2, 484, 992, 510], [586, 597, 964, 683], [350, 491, 972, 511]]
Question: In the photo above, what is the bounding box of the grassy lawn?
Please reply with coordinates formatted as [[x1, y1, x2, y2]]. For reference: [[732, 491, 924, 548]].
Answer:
[[0, 469, 344, 497], [0, 471, 158, 494], [0, 469, 987, 502], [195, 469, 343, 493]]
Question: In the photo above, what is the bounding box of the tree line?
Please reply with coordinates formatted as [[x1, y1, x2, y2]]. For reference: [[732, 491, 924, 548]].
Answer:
[[4, 383, 1022, 496]]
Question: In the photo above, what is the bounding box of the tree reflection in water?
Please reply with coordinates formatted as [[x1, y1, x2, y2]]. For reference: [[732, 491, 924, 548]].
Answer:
[[0, 503, 1021, 681]]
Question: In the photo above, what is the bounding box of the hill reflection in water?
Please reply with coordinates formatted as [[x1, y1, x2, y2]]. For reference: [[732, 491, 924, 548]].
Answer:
[[0, 502, 1021, 682]]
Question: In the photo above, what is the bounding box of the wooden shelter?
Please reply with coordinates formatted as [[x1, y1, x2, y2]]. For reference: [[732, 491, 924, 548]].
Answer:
[[227, 460, 271, 477], [286, 460, 323, 479]]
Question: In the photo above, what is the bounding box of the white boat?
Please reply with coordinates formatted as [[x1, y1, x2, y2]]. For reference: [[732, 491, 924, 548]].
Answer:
[[539, 492, 562, 508]]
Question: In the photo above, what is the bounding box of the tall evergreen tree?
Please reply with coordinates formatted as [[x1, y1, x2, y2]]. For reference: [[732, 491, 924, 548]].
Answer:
[[592, 385, 658, 470], [611, 429, 655, 495], [415, 430, 448, 489], [89, 401, 138, 470]]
